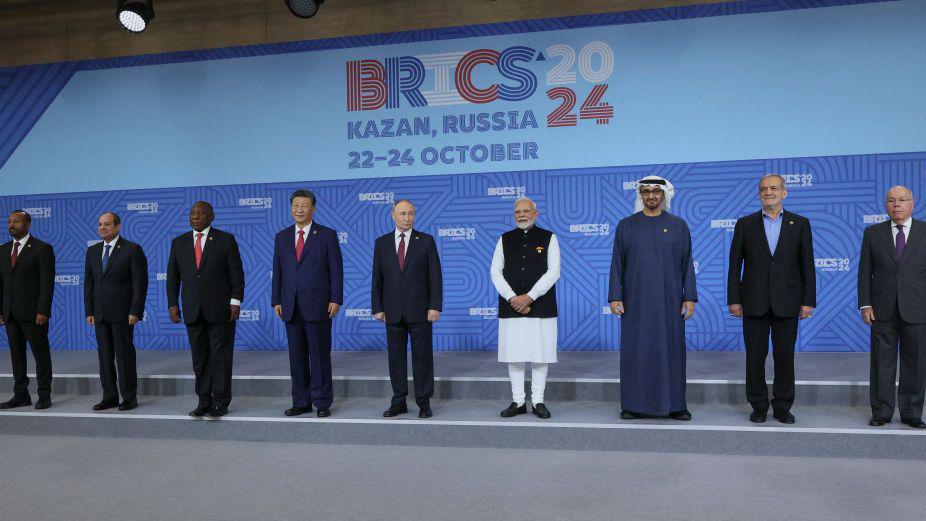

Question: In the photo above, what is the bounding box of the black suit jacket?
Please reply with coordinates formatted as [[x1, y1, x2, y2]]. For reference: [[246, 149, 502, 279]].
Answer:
[[727, 210, 816, 317], [166, 228, 245, 324], [858, 219, 926, 324], [0, 236, 55, 322], [371, 229, 442, 324], [84, 237, 148, 323]]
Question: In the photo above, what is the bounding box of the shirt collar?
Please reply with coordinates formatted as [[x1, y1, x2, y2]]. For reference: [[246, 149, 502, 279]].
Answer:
[[762, 208, 784, 221], [193, 226, 211, 238], [296, 222, 313, 234], [13, 234, 30, 246], [395, 228, 412, 239], [103, 236, 119, 248], [896, 217, 913, 229]]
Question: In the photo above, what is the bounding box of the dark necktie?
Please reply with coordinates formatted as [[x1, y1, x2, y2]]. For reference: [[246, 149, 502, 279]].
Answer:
[[896, 224, 906, 258], [103, 244, 111, 270], [296, 229, 305, 261], [10, 241, 19, 268], [397, 233, 406, 270]]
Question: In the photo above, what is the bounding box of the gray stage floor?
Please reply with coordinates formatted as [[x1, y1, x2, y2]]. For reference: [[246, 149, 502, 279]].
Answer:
[[0, 349, 871, 381], [2, 434, 924, 521]]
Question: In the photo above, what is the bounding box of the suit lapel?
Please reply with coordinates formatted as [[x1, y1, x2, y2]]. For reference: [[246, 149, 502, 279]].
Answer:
[[772, 211, 796, 260], [198, 230, 217, 272], [297, 225, 316, 266], [899, 220, 920, 265], [753, 212, 772, 258], [102, 238, 120, 275], [400, 229, 418, 274], [11, 237, 33, 272], [879, 221, 899, 264]]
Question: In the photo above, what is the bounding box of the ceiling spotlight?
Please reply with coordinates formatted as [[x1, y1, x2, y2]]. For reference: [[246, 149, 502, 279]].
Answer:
[[117, 0, 155, 33], [285, 0, 325, 19]]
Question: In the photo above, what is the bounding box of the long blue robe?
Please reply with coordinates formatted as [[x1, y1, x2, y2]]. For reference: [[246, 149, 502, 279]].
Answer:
[[608, 211, 698, 415]]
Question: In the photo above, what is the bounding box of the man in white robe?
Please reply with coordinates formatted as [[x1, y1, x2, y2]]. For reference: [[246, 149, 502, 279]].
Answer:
[[490, 198, 561, 419]]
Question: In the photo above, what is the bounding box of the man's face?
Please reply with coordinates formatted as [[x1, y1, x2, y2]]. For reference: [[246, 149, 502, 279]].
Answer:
[[7, 212, 29, 239], [759, 177, 787, 209], [639, 186, 665, 211], [392, 201, 415, 232], [514, 201, 537, 230], [97, 213, 120, 242], [885, 187, 914, 224], [291, 197, 315, 226], [189, 203, 214, 232]]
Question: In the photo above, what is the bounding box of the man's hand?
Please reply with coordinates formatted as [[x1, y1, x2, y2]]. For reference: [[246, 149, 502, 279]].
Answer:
[[799, 306, 814, 320], [128, 315, 140, 326], [861, 308, 875, 326], [35, 314, 48, 326], [509, 295, 533, 314], [274, 304, 283, 319], [86, 316, 95, 326], [682, 301, 696, 320], [229, 305, 240, 322], [427, 309, 440, 322], [374, 312, 386, 322], [728, 304, 743, 318], [169, 307, 181, 324], [609, 301, 625, 315], [328, 302, 340, 319]]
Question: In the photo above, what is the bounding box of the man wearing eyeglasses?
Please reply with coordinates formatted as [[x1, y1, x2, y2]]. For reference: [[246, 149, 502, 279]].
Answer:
[[858, 186, 926, 429], [727, 174, 816, 424]]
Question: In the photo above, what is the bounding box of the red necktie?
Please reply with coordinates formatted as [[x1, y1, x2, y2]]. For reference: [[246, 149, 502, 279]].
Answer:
[[397, 233, 406, 270], [194, 233, 204, 269], [296, 229, 305, 261], [10, 241, 19, 268]]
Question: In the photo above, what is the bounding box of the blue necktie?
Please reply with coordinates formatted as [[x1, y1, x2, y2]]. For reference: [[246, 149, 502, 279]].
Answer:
[[103, 244, 111, 270]]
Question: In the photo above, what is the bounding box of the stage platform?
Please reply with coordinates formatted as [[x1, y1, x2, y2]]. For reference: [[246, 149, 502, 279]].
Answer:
[[1, 351, 923, 460]]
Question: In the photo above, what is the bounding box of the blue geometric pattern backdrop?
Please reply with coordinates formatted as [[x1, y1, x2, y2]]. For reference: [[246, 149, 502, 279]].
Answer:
[[2, 151, 925, 352], [0, 0, 920, 352]]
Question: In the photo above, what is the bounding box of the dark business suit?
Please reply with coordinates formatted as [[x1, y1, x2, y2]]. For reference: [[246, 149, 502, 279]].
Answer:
[[166, 228, 244, 409], [0, 236, 55, 401], [371, 229, 442, 408], [858, 219, 926, 422], [84, 237, 148, 404], [728, 210, 816, 414], [271, 223, 343, 409]]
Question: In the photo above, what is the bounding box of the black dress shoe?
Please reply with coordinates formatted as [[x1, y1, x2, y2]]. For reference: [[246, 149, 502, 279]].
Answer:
[[669, 409, 692, 421], [316, 408, 331, 418], [418, 408, 433, 418], [284, 405, 312, 417], [92, 400, 118, 411], [0, 396, 31, 409], [773, 411, 796, 424], [383, 404, 408, 417], [500, 402, 527, 418], [189, 405, 210, 418], [118, 399, 138, 411], [620, 410, 644, 420], [34, 398, 51, 410], [532, 403, 551, 419], [749, 410, 768, 423], [207, 405, 228, 418], [869, 417, 888, 427], [901, 418, 926, 429]]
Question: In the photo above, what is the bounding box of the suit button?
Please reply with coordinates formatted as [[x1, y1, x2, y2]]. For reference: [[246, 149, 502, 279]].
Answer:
[[521, 267, 525, 271], [522, 255, 526, 259], [522, 244, 527, 248]]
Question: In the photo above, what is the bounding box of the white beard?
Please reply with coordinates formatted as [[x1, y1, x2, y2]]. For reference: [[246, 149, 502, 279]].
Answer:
[[517, 220, 534, 230]]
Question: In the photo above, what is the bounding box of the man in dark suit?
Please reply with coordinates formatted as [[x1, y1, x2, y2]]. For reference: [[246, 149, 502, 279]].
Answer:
[[0, 210, 55, 410], [858, 185, 926, 429], [728, 174, 816, 424], [166, 201, 244, 418], [84, 212, 148, 411], [272, 189, 343, 418], [371, 199, 442, 418]]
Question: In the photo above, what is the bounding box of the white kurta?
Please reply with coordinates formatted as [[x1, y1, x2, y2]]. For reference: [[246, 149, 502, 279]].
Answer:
[[490, 232, 561, 363]]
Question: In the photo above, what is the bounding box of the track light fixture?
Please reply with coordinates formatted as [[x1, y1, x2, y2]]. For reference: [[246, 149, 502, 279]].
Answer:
[[116, 0, 155, 33], [285, 0, 325, 19]]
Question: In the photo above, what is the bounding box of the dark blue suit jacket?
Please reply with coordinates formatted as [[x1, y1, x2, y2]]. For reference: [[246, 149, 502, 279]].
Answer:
[[371, 229, 442, 324], [272, 223, 344, 322]]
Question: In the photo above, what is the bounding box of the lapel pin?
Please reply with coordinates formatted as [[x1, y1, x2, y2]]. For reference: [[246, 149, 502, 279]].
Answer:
[[27, 244, 32, 248], [313, 230, 317, 235], [209, 237, 214, 241], [663, 228, 668, 233], [415, 235, 420, 240], [789, 221, 794, 225]]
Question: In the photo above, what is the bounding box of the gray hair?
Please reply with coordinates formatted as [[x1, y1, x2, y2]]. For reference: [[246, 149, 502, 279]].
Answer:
[[759, 174, 785, 190], [393, 199, 414, 209], [514, 197, 537, 211], [290, 189, 317, 206]]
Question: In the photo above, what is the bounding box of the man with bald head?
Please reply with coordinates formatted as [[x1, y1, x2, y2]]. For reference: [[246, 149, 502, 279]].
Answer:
[[167, 201, 245, 418], [859, 186, 926, 429], [372, 199, 442, 418]]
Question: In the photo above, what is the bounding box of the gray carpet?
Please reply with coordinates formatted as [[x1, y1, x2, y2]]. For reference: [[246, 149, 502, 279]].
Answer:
[[1, 434, 923, 521]]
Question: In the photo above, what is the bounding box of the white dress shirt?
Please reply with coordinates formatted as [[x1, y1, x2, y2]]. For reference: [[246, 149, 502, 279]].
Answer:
[[892, 217, 913, 246], [394, 228, 412, 254], [295, 222, 313, 247], [10, 233, 29, 259], [101, 236, 119, 261]]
